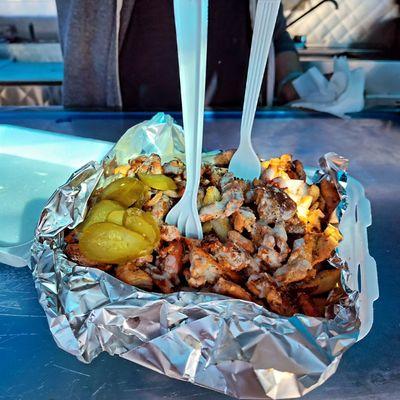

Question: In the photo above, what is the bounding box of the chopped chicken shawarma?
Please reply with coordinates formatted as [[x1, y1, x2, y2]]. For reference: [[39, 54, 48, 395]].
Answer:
[[129, 154, 162, 175], [274, 237, 314, 284], [254, 185, 296, 224], [156, 240, 184, 287], [233, 207, 256, 233], [160, 224, 181, 242], [227, 230, 255, 254], [320, 179, 340, 219], [151, 194, 172, 222], [115, 262, 153, 290], [213, 277, 252, 301], [69, 150, 345, 318], [199, 176, 244, 222], [202, 164, 228, 187], [214, 241, 253, 272], [209, 149, 235, 166], [290, 160, 306, 181], [247, 273, 296, 316], [285, 214, 306, 235], [135, 254, 154, 266], [187, 246, 221, 288], [145, 264, 175, 293], [201, 234, 222, 253], [256, 222, 289, 269], [162, 159, 184, 175]]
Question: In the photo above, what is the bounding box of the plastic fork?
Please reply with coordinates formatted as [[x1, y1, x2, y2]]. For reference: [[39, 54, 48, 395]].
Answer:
[[229, 0, 281, 181], [165, 0, 208, 239]]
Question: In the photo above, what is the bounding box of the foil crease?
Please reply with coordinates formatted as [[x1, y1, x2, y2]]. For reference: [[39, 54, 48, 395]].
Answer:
[[30, 114, 360, 400]]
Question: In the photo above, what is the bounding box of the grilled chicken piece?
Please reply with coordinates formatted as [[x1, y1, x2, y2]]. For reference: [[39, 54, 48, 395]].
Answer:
[[162, 159, 184, 175], [201, 234, 223, 253], [247, 273, 296, 316], [145, 264, 175, 293], [254, 185, 296, 224], [292, 160, 306, 181], [214, 241, 253, 272], [187, 246, 221, 288], [227, 230, 255, 254], [199, 176, 244, 222], [151, 194, 172, 222], [274, 237, 314, 284], [135, 254, 154, 266], [320, 179, 340, 219], [232, 207, 256, 233], [156, 240, 184, 286], [256, 222, 289, 269], [285, 214, 306, 235], [115, 262, 153, 290], [210, 149, 235, 166], [213, 277, 252, 301], [160, 224, 181, 242], [129, 154, 163, 175], [201, 164, 228, 187]]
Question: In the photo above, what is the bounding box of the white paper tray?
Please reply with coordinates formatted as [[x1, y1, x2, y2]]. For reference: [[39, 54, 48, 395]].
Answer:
[[0, 125, 113, 267]]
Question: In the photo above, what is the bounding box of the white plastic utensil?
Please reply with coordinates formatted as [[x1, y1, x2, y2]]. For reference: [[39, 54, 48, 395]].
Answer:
[[165, 0, 208, 239], [229, 0, 281, 181]]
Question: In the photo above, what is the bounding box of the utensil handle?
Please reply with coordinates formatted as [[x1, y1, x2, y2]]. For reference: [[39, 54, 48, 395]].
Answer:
[[240, 0, 280, 147], [174, 0, 208, 206]]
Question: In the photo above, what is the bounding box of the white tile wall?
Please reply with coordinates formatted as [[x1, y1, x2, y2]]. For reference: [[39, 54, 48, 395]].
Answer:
[[285, 0, 399, 47], [0, 0, 56, 17]]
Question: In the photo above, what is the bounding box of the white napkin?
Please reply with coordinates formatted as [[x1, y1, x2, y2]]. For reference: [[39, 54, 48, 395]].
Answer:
[[290, 57, 365, 118]]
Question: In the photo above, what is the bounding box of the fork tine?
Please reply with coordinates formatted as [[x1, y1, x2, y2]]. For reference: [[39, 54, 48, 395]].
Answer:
[[177, 212, 185, 234]]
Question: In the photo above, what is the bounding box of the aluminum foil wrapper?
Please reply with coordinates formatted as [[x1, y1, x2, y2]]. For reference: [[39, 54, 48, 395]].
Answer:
[[30, 113, 360, 399]]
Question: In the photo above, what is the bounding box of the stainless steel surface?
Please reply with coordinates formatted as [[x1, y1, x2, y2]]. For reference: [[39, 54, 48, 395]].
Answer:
[[0, 109, 399, 399]]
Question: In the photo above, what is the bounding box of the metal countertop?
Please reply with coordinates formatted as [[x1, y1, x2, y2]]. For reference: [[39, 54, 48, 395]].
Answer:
[[0, 109, 399, 400]]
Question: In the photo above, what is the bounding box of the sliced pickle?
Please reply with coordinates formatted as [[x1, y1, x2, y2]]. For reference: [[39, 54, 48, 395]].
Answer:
[[101, 177, 146, 207], [137, 172, 177, 191], [123, 208, 159, 244], [142, 211, 160, 245], [79, 222, 152, 263], [78, 200, 124, 232], [106, 209, 125, 225]]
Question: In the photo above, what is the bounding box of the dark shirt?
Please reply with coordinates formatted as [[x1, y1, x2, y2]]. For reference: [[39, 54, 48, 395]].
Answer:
[[119, 0, 294, 110]]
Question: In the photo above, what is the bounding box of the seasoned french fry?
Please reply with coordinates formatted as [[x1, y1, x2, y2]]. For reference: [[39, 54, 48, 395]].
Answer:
[[299, 268, 341, 295], [211, 217, 231, 241], [114, 165, 131, 176], [320, 179, 340, 217], [308, 184, 320, 204], [202, 186, 221, 206], [202, 221, 213, 234]]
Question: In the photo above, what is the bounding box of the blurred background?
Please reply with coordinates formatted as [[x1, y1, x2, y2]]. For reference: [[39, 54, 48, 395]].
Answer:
[[0, 0, 399, 107]]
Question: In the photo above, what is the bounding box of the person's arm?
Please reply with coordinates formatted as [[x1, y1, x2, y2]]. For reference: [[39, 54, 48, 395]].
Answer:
[[273, 5, 302, 103], [275, 51, 302, 103]]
